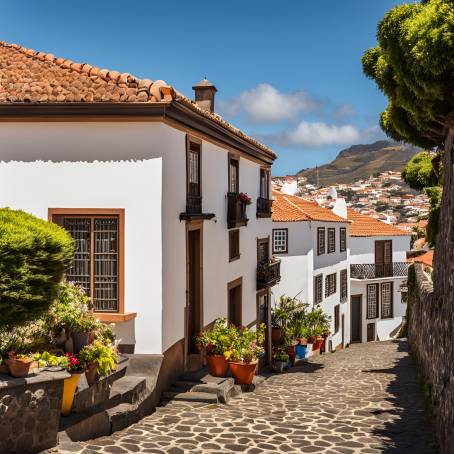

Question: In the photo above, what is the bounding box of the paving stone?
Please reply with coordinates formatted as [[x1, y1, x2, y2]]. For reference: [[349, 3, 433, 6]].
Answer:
[[57, 340, 436, 454]]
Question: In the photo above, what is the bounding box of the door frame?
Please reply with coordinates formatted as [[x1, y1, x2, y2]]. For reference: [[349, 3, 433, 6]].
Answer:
[[185, 220, 204, 370], [367, 322, 376, 342], [350, 294, 362, 343], [227, 277, 243, 327], [256, 288, 272, 366]]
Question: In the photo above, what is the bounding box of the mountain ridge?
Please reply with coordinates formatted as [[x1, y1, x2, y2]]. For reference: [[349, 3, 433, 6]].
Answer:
[[297, 140, 420, 185]]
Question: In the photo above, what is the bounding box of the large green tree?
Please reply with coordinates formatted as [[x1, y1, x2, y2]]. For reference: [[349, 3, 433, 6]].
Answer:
[[362, 0, 454, 150]]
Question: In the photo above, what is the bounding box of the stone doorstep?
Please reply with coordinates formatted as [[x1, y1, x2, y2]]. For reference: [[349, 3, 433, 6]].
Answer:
[[109, 375, 147, 404], [161, 390, 219, 404]]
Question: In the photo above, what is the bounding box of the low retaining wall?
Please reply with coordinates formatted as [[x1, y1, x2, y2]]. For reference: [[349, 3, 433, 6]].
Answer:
[[408, 263, 454, 454], [0, 370, 69, 454]]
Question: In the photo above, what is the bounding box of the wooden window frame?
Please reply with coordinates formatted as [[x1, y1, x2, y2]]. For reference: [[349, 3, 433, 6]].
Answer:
[[380, 282, 394, 319], [340, 269, 348, 300], [48, 208, 131, 322], [340, 227, 347, 252], [317, 227, 326, 255], [186, 135, 202, 200], [314, 274, 323, 304], [366, 283, 379, 319], [227, 277, 243, 327], [272, 228, 288, 254], [334, 304, 340, 333], [229, 229, 240, 262], [228, 153, 240, 194], [325, 272, 337, 297], [257, 237, 270, 265], [328, 228, 336, 254]]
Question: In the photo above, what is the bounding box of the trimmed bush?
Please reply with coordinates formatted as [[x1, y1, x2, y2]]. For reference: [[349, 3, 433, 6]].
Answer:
[[0, 208, 74, 328]]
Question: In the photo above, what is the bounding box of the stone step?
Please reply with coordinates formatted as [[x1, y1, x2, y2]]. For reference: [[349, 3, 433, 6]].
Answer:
[[110, 375, 147, 404], [161, 391, 219, 404]]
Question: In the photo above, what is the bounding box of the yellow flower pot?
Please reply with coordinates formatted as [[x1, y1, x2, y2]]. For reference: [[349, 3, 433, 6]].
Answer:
[[61, 373, 81, 416]]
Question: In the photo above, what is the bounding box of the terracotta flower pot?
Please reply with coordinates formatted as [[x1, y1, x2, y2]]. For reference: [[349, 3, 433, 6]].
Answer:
[[308, 336, 316, 344], [85, 362, 99, 386], [286, 345, 296, 365], [229, 361, 257, 385], [206, 355, 229, 377], [72, 332, 90, 354], [61, 373, 81, 416], [313, 336, 324, 351], [6, 358, 32, 378], [298, 337, 308, 346], [271, 327, 282, 346]]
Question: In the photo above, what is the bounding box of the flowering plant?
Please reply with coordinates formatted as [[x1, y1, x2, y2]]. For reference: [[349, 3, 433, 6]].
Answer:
[[60, 353, 85, 373], [230, 324, 265, 364], [79, 340, 117, 376], [196, 318, 236, 356], [237, 192, 252, 205]]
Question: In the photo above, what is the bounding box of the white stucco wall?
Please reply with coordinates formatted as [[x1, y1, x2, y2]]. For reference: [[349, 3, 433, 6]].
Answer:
[[349, 235, 411, 264], [0, 157, 163, 353]]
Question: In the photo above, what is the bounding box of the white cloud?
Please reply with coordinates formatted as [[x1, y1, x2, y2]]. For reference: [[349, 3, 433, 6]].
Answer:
[[272, 121, 361, 147], [220, 83, 320, 123], [332, 103, 356, 119]]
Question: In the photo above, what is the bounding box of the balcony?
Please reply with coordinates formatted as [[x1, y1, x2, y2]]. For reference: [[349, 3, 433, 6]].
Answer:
[[179, 195, 215, 221], [257, 259, 281, 290], [350, 262, 409, 280], [256, 197, 272, 218], [227, 192, 249, 228]]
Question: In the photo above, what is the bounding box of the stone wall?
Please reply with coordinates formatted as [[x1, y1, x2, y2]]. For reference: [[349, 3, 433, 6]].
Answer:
[[0, 371, 68, 454], [408, 263, 454, 454]]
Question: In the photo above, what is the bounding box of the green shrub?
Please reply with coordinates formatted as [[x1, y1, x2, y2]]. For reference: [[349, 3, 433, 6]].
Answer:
[[0, 208, 74, 327], [402, 152, 438, 192]]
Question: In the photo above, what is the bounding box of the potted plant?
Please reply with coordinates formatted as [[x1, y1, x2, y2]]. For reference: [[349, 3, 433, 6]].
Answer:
[[228, 324, 265, 385], [272, 348, 289, 373], [196, 318, 236, 377], [79, 340, 118, 386], [72, 314, 98, 354], [237, 192, 252, 205], [61, 353, 85, 416], [6, 352, 33, 378]]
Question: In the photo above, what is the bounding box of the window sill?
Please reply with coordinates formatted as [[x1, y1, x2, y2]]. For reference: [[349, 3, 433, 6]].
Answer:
[[95, 312, 137, 323], [229, 255, 241, 263]]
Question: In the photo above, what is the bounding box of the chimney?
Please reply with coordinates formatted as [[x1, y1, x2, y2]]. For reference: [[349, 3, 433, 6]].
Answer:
[[192, 78, 217, 113]]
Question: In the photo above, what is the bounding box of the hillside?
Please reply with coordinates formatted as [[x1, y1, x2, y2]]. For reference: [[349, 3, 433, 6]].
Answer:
[[297, 140, 420, 185]]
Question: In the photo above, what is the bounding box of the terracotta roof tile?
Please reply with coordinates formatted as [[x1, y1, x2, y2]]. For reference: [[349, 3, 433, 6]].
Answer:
[[272, 191, 348, 223], [411, 250, 434, 268], [347, 209, 410, 237], [0, 41, 275, 158]]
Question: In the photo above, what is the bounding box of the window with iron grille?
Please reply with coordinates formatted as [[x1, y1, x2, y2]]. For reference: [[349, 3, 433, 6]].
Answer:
[[367, 284, 379, 319], [229, 230, 240, 261], [325, 273, 336, 297], [314, 274, 323, 304], [381, 282, 393, 319], [340, 227, 347, 252], [272, 228, 288, 253], [53, 214, 121, 312], [328, 228, 335, 253], [317, 228, 326, 255], [334, 305, 340, 333], [340, 269, 348, 301]]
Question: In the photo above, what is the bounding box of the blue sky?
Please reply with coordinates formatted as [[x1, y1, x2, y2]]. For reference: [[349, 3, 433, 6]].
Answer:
[[1, 0, 405, 174]]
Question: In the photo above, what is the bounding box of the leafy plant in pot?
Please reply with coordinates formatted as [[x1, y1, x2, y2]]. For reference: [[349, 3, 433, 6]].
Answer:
[[196, 318, 236, 377], [228, 324, 265, 385], [6, 352, 33, 378], [272, 347, 289, 373], [79, 340, 118, 386]]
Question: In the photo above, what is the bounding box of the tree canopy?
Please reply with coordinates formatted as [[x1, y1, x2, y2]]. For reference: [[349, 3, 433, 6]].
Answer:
[[362, 0, 454, 149], [402, 152, 438, 191]]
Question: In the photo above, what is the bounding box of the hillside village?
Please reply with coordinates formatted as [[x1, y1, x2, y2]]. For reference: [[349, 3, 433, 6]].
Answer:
[[273, 170, 430, 230]]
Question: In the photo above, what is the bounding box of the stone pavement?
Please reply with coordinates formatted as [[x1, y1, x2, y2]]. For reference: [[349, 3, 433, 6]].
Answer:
[[58, 340, 437, 453]]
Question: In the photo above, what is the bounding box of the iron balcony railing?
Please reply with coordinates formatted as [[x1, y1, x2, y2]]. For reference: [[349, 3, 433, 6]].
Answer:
[[257, 259, 281, 290], [185, 195, 202, 215], [256, 197, 272, 217], [227, 192, 248, 228], [350, 262, 409, 279]]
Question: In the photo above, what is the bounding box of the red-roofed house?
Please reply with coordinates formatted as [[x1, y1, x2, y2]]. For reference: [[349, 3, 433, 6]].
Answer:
[[271, 192, 350, 351]]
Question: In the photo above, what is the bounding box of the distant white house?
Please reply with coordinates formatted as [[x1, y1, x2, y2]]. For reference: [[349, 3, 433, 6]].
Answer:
[[347, 209, 411, 342], [0, 41, 279, 378], [271, 192, 350, 351]]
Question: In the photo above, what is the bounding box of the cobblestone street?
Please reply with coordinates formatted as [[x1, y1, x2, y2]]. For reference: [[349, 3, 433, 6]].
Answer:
[[59, 340, 436, 454]]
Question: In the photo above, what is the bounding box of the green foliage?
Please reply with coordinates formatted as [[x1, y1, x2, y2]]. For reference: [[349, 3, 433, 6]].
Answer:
[[79, 340, 117, 376], [229, 324, 265, 363], [196, 318, 237, 356], [362, 0, 454, 149], [305, 307, 331, 338], [272, 347, 289, 363], [0, 321, 49, 356], [402, 152, 438, 191], [0, 208, 74, 327], [425, 186, 442, 246]]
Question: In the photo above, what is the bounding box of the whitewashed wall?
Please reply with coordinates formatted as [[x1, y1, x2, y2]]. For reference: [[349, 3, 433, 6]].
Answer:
[[349, 235, 411, 264]]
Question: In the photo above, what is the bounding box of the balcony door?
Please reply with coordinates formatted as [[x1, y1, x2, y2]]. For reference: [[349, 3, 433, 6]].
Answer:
[[186, 137, 201, 214], [257, 238, 270, 266], [350, 295, 362, 343], [375, 240, 392, 277], [260, 169, 270, 199]]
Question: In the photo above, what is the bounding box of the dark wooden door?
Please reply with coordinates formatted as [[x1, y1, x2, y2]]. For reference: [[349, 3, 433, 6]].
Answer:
[[228, 282, 242, 327], [351, 295, 362, 343], [257, 292, 271, 367], [187, 229, 202, 354], [257, 239, 269, 265], [375, 240, 392, 277], [367, 323, 375, 342], [341, 314, 345, 348]]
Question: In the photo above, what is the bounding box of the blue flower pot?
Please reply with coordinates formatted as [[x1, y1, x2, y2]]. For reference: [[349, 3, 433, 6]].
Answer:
[[295, 344, 307, 359]]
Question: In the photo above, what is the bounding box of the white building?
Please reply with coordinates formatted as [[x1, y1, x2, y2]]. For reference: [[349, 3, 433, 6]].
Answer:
[[0, 42, 278, 378], [271, 192, 351, 351], [347, 209, 411, 342]]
